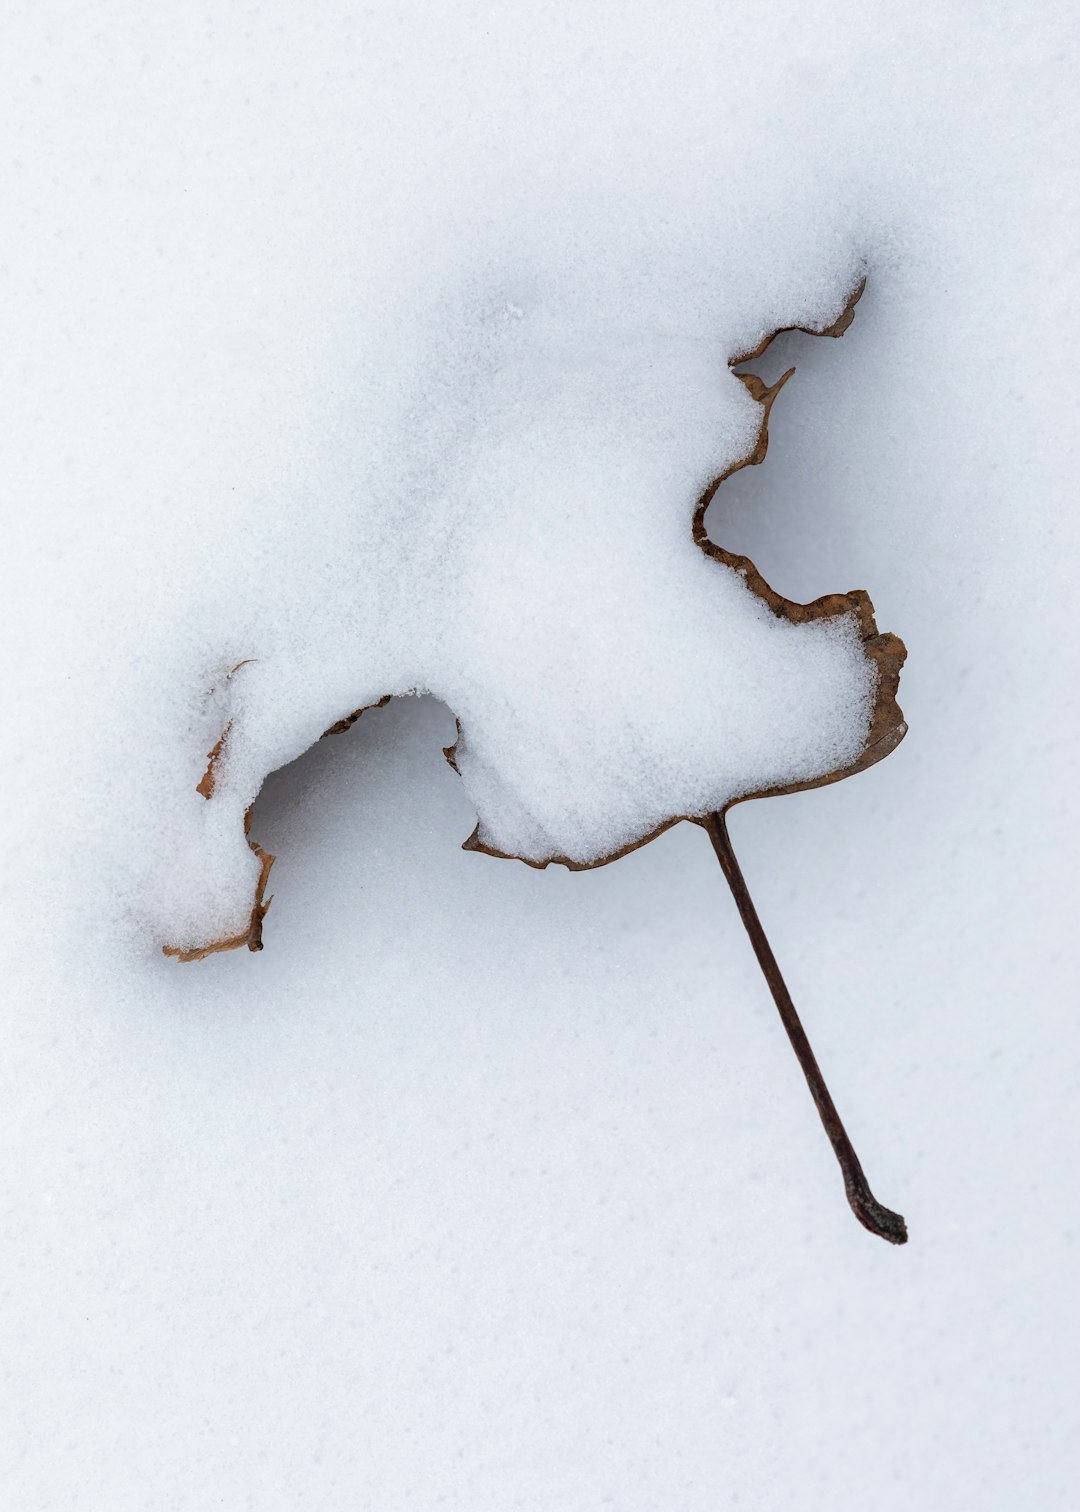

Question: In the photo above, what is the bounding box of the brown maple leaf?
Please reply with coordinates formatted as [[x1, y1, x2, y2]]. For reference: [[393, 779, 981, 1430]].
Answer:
[[168, 279, 909, 1245]]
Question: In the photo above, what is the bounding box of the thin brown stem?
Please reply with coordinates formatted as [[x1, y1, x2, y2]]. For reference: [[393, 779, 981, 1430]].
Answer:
[[703, 809, 907, 1245]]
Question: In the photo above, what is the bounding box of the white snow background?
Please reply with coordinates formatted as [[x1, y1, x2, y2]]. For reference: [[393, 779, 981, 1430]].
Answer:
[[2, 2, 1078, 1507]]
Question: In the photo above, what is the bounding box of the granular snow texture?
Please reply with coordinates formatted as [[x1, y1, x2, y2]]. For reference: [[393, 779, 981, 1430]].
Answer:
[[2, 2, 1078, 1509]]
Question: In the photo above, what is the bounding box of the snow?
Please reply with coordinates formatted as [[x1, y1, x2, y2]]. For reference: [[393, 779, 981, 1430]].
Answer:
[[165, 297, 880, 952], [3, 1, 1079, 1508]]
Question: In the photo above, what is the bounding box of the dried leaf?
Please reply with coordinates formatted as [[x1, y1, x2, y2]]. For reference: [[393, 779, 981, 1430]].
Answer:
[[163, 281, 909, 1245]]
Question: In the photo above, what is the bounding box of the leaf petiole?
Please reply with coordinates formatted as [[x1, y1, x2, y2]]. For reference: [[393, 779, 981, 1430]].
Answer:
[[703, 808, 907, 1245]]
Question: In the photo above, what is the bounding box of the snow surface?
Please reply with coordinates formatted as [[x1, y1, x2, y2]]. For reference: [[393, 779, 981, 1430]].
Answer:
[[162, 300, 878, 951], [3, 2, 1079, 1509]]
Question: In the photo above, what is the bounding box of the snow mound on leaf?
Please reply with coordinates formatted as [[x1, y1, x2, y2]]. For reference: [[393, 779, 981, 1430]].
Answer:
[[164, 291, 876, 951], [2, 3, 885, 955]]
